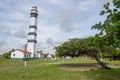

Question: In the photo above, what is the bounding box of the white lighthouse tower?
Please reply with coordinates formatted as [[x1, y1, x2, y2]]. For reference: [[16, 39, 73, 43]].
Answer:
[[27, 6, 38, 58]]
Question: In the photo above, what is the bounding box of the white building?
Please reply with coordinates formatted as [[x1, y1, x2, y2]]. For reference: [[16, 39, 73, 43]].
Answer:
[[11, 49, 31, 59]]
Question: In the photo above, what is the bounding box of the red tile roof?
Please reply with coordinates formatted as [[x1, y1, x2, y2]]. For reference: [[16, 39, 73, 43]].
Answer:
[[18, 50, 31, 54]]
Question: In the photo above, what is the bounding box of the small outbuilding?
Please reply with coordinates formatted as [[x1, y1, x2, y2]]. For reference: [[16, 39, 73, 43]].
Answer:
[[11, 49, 31, 59]]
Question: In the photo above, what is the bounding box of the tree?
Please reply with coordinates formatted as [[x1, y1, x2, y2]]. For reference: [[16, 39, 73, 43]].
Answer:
[[2, 52, 11, 59], [89, 0, 120, 69], [55, 37, 111, 69]]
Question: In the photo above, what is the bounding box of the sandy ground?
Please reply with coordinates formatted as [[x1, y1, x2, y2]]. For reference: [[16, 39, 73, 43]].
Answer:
[[59, 64, 120, 71]]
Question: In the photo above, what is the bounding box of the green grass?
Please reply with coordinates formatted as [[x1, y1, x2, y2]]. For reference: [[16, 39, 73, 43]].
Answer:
[[0, 58, 120, 80]]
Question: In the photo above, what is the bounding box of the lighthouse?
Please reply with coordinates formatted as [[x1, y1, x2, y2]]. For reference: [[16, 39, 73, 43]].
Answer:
[[27, 6, 38, 58]]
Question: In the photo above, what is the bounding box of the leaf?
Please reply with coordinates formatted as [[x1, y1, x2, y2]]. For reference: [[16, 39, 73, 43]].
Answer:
[[103, 2, 110, 10], [100, 10, 105, 15], [91, 22, 102, 30], [106, 9, 112, 13], [113, 8, 118, 12]]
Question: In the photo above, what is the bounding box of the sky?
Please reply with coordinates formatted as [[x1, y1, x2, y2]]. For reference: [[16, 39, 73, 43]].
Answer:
[[0, 0, 112, 54]]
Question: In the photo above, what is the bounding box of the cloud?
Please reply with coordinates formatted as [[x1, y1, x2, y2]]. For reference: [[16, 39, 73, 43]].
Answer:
[[0, 40, 7, 47], [55, 0, 97, 32], [57, 9, 75, 32], [1, 25, 27, 39], [46, 38, 53, 45], [48, 0, 63, 5], [14, 28, 27, 39], [78, 0, 95, 11], [4, 29, 13, 36]]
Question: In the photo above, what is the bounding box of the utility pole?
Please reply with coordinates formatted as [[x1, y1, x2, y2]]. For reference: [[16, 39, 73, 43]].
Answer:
[[24, 44, 27, 67]]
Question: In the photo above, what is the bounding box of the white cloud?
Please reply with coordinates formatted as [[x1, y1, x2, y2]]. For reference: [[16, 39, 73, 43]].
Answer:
[[38, 23, 60, 42], [78, 0, 96, 11], [48, 0, 63, 5]]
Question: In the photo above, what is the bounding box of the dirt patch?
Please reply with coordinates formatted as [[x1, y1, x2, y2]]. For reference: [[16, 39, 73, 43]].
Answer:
[[59, 64, 120, 71], [108, 64, 120, 68]]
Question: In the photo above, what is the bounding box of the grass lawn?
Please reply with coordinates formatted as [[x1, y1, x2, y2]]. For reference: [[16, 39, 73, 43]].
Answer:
[[0, 58, 120, 80]]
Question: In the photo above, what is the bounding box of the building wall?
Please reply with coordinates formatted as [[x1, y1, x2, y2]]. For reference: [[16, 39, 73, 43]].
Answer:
[[27, 43, 36, 57], [11, 50, 24, 58]]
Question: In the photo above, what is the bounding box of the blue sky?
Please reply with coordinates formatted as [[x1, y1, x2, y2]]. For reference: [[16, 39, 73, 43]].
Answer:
[[0, 0, 112, 54]]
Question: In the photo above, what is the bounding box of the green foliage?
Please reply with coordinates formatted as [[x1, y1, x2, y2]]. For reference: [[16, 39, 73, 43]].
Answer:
[[92, 0, 120, 49], [113, 0, 120, 8], [55, 38, 80, 57], [113, 49, 120, 56], [55, 36, 113, 58], [2, 52, 11, 59]]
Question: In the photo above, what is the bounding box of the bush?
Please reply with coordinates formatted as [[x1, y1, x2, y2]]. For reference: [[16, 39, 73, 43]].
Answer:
[[2, 52, 11, 59]]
